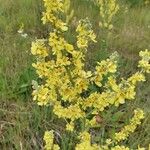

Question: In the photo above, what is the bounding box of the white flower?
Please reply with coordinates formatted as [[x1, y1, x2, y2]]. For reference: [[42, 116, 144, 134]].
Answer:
[[21, 33, 28, 38]]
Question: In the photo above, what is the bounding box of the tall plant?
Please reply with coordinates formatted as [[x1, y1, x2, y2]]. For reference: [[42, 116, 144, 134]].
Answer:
[[31, 0, 150, 149]]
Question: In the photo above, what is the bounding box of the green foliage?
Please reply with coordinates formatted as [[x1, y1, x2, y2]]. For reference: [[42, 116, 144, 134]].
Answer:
[[125, 0, 145, 6]]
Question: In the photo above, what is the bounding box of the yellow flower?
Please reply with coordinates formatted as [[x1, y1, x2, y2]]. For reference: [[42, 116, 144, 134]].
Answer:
[[44, 131, 54, 150], [111, 145, 129, 150], [32, 61, 51, 78], [53, 145, 60, 150], [31, 39, 48, 57], [32, 1, 150, 149], [97, 0, 119, 30], [66, 121, 74, 132], [93, 55, 117, 87], [75, 132, 99, 150], [138, 49, 150, 73], [128, 72, 145, 85], [65, 43, 74, 52], [115, 109, 144, 142], [53, 103, 85, 121], [42, 0, 68, 31], [76, 18, 96, 49], [44, 131, 60, 150]]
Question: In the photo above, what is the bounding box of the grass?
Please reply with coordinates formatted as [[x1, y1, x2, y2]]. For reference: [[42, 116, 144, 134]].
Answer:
[[0, 0, 150, 149]]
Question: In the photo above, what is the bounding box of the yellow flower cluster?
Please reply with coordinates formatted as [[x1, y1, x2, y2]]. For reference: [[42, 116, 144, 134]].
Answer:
[[81, 60, 146, 112], [31, 0, 150, 149], [75, 132, 131, 150], [42, 0, 68, 31], [97, 0, 119, 30], [32, 0, 97, 126], [115, 109, 144, 142], [44, 131, 60, 150], [31, 39, 48, 57], [111, 145, 129, 150], [138, 49, 150, 73], [106, 71, 145, 106], [76, 18, 97, 49], [75, 128, 148, 150], [93, 55, 117, 87], [75, 131, 99, 150], [53, 103, 85, 121]]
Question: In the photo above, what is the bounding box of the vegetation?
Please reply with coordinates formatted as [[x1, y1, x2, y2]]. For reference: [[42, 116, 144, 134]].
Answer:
[[0, 0, 150, 149]]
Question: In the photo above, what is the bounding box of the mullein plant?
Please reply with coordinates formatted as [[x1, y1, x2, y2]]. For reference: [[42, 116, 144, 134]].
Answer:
[[31, 0, 150, 149], [86, 0, 119, 29], [97, 0, 119, 30], [95, 0, 120, 51]]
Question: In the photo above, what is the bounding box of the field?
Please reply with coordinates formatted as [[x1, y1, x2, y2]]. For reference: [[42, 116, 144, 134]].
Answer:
[[0, 0, 150, 149]]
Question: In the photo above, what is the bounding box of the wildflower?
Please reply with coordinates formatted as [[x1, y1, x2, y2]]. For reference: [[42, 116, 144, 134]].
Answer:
[[115, 109, 144, 142], [32, 85, 50, 105], [53, 103, 85, 121], [31, 0, 150, 149], [32, 61, 51, 78], [42, 0, 68, 31], [128, 72, 145, 85], [92, 55, 117, 87], [138, 49, 150, 73], [75, 132, 99, 150], [97, 0, 119, 30], [66, 121, 74, 132], [76, 18, 96, 49], [85, 117, 98, 128], [111, 145, 129, 150], [44, 131, 60, 150], [31, 39, 48, 57]]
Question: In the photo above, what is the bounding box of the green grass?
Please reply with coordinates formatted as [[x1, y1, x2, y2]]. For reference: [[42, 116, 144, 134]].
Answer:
[[0, 0, 150, 149]]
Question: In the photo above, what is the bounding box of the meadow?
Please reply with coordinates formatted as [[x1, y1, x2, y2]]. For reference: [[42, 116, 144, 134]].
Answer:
[[0, 0, 150, 149]]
